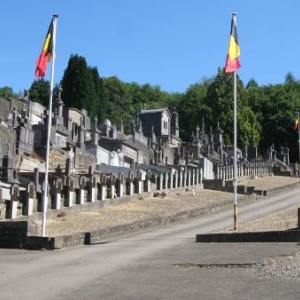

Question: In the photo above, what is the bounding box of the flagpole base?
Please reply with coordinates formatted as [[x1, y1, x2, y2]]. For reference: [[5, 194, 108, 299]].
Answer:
[[233, 204, 237, 230]]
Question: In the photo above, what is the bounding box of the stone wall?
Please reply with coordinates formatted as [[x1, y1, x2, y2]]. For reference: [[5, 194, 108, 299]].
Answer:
[[49, 148, 69, 170], [0, 220, 39, 248], [0, 126, 14, 158]]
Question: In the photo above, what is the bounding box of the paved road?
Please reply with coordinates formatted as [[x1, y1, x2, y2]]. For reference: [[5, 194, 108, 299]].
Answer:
[[1, 187, 300, 300]]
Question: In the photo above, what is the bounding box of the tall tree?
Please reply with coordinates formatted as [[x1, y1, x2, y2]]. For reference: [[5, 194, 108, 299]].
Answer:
[[176, 78, 212, 141], [61, 54, 106, 123], [103, 76, 133, 132], [205, 68, 260, 148], [249, 82, 300, 160]]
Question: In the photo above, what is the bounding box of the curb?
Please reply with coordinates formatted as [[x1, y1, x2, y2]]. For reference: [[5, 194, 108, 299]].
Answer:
[[196, 230, 300, 243]]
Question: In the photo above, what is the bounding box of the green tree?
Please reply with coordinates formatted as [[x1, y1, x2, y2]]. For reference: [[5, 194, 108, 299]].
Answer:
[[28, 79, 50, 105], [205, 68, 260, 148], [61, 54, 106, 122], [249, 81, 300, 160], [285, 72, 297, 85], [103, 76, 133, 133], [246, 78, 259, 89], [176, 78, 212, 141], [0, 86, 15, 99]]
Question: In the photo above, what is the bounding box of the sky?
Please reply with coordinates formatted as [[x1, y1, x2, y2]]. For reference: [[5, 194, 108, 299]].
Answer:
[[1, 1, 300, 94]]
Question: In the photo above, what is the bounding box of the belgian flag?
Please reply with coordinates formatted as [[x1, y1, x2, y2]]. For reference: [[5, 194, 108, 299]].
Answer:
[[225, 14, 241, 73], [294, 119, 299, 131], [35, 19, 54, 78]]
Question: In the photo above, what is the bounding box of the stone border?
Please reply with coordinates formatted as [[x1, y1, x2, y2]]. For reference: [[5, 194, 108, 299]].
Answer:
[[195, 230, 300, 243]]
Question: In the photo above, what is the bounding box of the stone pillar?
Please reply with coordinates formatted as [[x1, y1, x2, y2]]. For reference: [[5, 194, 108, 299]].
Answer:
[[55, 165, 62, 177], [164, 172, 168, 190], [34, 168, 41, 193], [53, 179, 62, 209], [110, 174, 116, 199], [136, 170, 143, 194], [88, 176, 97, 202], [187, 169, 191, 187], [169, 171, 174, 189], [65, 178, 74, 207], [7, 184, 19, 219], [179, 170, 183, 188], [216, 165, 220, 180], [144, 171, 151, 192], [39, 180, 50, 212], [158, 173, 164, 190], [174, 171, 178, 189], [187, 169, 190, 186], [78, 177, 86, 204], [200, 168, 203, 185], [222, 165, 225, 180], [117, 173, 124, 197], [221, 165, 225, 181], [24, 182, 35, 216], [87, 167, 96, 202], [259, 162, 262, 174], [65, 158, 72, 177], [183, 170, 187, 188], [128, 172, 134, 196], [100, 174, 106, 200], [258, 162, 261, 175], [192, 169, 195, 186]]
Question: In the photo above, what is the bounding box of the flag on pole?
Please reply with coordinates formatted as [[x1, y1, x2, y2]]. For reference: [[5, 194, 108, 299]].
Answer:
[[225, 15, 241, 73], [38, 15, 58, 237], [294, 119, 299, 131], [35, 19, 54, 78]]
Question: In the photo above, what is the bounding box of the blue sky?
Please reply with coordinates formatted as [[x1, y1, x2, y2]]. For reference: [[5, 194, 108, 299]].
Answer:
[[1, 1, 300, 94]]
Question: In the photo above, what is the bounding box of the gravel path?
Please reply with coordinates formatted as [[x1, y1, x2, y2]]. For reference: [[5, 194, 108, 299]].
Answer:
[[42, 175, 300, 237], [251, 251, 300, 278], [44, 188, 234, 237]]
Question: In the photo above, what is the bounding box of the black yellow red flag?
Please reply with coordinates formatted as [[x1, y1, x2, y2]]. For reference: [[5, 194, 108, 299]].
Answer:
[[225, 15, 241, 73], [294, 119, 299, 131], [35, 19, 54, 78]]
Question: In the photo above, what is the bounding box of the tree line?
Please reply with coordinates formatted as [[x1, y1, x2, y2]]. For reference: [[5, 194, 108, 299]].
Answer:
[[1, 55, 300, 163]]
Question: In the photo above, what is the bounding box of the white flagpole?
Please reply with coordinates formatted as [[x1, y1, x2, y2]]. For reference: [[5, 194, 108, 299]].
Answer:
[[41, 15, 58, 237], [298, 111, 300, 164], [233, 70, 238, 230], [231, 12, 238, 230]]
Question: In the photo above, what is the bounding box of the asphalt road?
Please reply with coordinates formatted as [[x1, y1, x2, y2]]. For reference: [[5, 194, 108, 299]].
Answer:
[[1, 186, 300, 300]]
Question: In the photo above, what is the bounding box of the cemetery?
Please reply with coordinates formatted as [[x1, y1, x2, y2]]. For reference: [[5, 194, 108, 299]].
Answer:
[[0, 92, 292, 223]]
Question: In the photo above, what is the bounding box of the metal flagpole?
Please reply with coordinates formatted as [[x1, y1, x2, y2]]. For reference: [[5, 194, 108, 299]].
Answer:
[[298, 111, 300, 164], [233, 70, 238, 230], [225, 12, 240, 230], [41, 15, 58, 237]]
